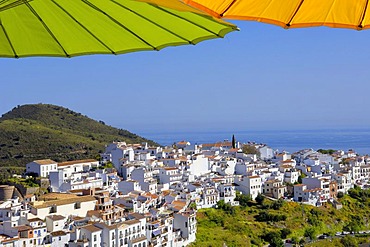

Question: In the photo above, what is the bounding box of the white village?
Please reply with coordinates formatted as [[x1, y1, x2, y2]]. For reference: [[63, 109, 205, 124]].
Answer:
[[0, 138, 369, 247]]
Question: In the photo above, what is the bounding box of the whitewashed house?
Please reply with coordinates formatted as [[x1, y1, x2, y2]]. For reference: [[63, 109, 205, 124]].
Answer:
[[45, 215, 66, 232], [293, 184, 322, 206], [158, 168, 182, 185], [234, 175, 262, 200], [173, 211, 197, 246], [75, 224, 102, 247], [259, 146, 274, 160], [0, 197, 29, 227], [29, 193, 96, 220], [200, 186, 219, 209], [118, 180, 142, 195], [47, 231, 70, 247], [28, 218, 48, 246], [333, 173, 352, 194], [283, 169, 300, 184], [26, 159, 58, 178], [302, 176, 336, 201], [186, 154, 210, 176], [146, 213, 174, 247], [103, 142, 135, 170], [218, 183, 238, 205], [262, 179, 286, 199], [57, 159, 99, 174]]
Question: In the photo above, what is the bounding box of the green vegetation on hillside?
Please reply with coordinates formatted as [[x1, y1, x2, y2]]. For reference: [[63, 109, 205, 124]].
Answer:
[[191, 191, 370, 247], [0, 104, 157, 170]]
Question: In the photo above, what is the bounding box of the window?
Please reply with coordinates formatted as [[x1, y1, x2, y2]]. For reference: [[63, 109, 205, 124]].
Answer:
[[94, 235, 97, 241], [49, 206, 57, 213], [74, 202, 81, 209]]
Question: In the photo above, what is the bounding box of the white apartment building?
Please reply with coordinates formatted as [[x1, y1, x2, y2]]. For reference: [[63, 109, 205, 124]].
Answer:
[[234, 175, 262, 200]]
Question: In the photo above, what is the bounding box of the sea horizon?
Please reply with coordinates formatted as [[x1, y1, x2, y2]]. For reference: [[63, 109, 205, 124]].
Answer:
[[137, 128, 370, 156]]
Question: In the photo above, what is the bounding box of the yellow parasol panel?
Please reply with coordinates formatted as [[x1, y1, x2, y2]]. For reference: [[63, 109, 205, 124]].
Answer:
[[184, 0, 370, 30]]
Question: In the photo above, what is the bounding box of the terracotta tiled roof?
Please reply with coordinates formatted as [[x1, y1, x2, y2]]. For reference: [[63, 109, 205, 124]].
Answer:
[[31, 195, 96, 209], [50, 231, 67, 237], [46, 215, 65, 221], [58, 159, 97, 167], [34, 159, 56, 165], [82, 224, 102, 233]]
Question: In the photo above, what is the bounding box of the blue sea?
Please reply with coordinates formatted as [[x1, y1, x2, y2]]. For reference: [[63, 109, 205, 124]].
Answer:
[[138, 129, 370, 155]]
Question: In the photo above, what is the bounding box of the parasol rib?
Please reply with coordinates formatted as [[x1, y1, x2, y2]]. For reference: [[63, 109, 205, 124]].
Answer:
[[220, 0, 236, 17], [52, 0, 117, 54], [286, 0, 305, 27], [0, 0, 30, 12], [83, 0, 158, 51], [154, 5, 223, 39], [23, 0, 70, 57], [358, 0, 369, 29], [0, 21, 18, 57], [110, 0, 194, 46]]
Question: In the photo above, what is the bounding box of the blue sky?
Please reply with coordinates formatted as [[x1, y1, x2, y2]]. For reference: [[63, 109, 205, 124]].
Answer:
[[2, 20, 370, 134]]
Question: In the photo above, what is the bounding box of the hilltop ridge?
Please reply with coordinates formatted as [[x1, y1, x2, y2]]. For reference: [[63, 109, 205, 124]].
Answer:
[[0, 104, 157, 168]]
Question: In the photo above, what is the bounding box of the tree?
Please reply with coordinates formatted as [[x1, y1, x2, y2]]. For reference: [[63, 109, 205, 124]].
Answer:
[[340, 235, 358, 247], [217, 199, 232, 212], [262, 231, 284, 247], [236, 193, 252, 207], [271, 198, 285, 210], [217, 199, 225, 209], [189, 202, 197, 210], [343, 219, 362, 234], [290, 236, 299, 245], [280, 228, 291, 239], [232, 134, 236, 149], [269, 236, 284, 247], [337, 191, 344, 198], [304, 227, 317, 241], [297, 173, 306, 184], [242, 144, 260, 155], [255, 193, 265, 205]]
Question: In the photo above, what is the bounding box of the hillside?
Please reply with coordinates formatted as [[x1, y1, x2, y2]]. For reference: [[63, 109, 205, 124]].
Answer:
[[191, 191, 370, 247], [0, 104, 157, 169]]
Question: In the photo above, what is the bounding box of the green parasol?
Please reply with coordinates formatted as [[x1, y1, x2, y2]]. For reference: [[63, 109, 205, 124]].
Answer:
[[0, 0, 237, 58]]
